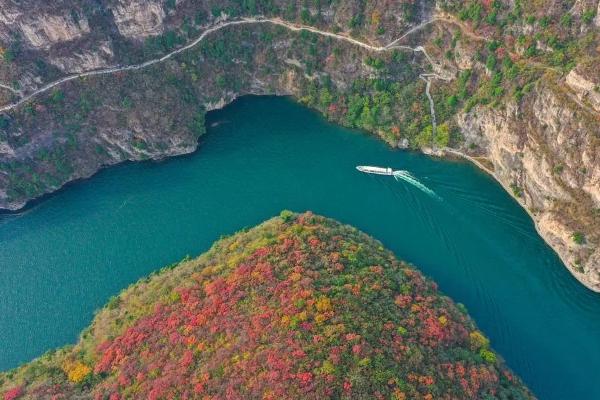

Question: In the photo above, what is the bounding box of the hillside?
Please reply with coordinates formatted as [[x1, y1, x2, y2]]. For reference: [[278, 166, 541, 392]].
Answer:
[[0, 2, 598, 289], [0, 212, 534, 399]]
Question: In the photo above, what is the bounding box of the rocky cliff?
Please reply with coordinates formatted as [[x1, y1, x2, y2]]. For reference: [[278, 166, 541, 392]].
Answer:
[[0, 0, 598, 291], [458, 76, 600, 291]]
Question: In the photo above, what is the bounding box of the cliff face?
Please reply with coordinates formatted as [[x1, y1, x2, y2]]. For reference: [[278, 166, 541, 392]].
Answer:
[[0, 3, 90, 49], [0, 0, 598, 291], [110, 0, 166, 39], [458, 77, 600, 290], [0, 212, 535, 399]]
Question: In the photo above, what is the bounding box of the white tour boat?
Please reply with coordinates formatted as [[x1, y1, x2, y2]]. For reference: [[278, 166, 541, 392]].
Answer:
[[356, 165, 396, 176]]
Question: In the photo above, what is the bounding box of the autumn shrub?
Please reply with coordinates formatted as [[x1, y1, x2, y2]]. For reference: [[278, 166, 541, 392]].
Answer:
[[0, 213, 534, 400], [62, 360, 91, 383], [2, 386, 22, 400]]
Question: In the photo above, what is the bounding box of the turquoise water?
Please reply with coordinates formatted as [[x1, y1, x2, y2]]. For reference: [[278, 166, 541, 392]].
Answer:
[[0, 97, 599, 398]]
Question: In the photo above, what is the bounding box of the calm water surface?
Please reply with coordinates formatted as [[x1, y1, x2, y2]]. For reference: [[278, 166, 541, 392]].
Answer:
[[0, 97, 599, 399]]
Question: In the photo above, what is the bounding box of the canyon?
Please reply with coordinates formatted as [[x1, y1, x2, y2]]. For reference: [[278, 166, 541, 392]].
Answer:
[[0, 0, 598, 292]]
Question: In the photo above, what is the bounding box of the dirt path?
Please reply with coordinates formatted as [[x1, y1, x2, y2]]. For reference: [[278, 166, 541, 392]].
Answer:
[[0, 16, 450, 113], [0, 83, 20, 96]]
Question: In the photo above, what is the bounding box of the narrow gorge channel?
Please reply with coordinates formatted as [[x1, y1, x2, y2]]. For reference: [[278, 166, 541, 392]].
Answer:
[[0, 97, 599, 399]]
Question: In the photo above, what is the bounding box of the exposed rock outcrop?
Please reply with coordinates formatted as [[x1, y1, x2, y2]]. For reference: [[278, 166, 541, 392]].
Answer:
[[566, 68, 600, 112], [0, 5, 90, 49], [110, 0, 166, 39], [49, 42, 114, 73], [20, 14, 90, 49], [457, 79, 600, 291]]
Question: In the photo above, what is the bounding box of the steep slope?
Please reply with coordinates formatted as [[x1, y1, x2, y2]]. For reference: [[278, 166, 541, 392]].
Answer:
[[0, 212, 534, 400], [0, 1, 598, 289]]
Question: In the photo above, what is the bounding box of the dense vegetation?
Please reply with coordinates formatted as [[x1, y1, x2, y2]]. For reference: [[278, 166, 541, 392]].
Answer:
[[0, 212, 534, 399], [0, 0, 597, 208]]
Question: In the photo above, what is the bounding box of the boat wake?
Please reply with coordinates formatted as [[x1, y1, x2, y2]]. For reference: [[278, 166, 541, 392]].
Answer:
[[356, 165, 440, 200], [393, 170, 441, 200]]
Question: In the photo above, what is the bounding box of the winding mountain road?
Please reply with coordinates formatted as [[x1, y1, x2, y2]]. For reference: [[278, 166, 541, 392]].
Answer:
[[0, 16, 451, 114]]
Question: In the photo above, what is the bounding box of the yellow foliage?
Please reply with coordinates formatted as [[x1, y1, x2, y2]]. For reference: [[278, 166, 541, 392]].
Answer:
[[315, 313, 328, 325], [469, 331, 490, 350], [315, 296, 332, 312], [393, 389, 406, 400], [324, 323, 344, 338], [167, 290, 180, 304], [289, 272, 302, 282], [62, 360, 91, 383], [358, 357, 371, 367], [226, 253, 245, 268], [371, 11, 381, 26], [296, 311, 308, 322], [320, 359, 336, 374]]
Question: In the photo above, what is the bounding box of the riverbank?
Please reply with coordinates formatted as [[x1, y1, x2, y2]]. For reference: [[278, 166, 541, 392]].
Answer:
[[1, 96, 598, 399], [1, 4, 597, 292], [440, 146, 600, 293]]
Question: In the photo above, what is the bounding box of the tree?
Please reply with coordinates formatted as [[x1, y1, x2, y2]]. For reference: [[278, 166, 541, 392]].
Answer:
[[480, 349, 497, 364], [446, 95, 458, 108], [190, 111, 206, 137], [435, 124, 450, 147], [415, 125, 433, 148], [560, 13, 572, 27], [582, 10, 596, 24], [485, 55, 497, 71], [62, 360, 92, 383], [0, 115, 9, 130], [572, 232, 586, 245], [319, 88, 333, 108], [165, 0, 176, 11], [50, 89, 65, 104], [3, 386, 23, 400]]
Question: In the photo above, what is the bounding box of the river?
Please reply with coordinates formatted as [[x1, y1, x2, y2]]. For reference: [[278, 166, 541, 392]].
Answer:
[[0, 96, 598, 399]]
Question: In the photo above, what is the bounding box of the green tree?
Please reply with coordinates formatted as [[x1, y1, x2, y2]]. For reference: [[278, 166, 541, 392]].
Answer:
[[359, 103, 376, 128], [572, 232, 586, 245], [50, 89, 65, 104], [435, 124, 450, 147], [447, 95, 458, 108], [165, 0, 176, 11], [486, 54, 497, 71], [0, 115, 9, 129], [582, 10, 596, 24], [319, 88, 333, 108], [189, 111, 206, 137], [480, 349, 497, 364], [560, 13, 572, 27], [415, 125, 433, 148]]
